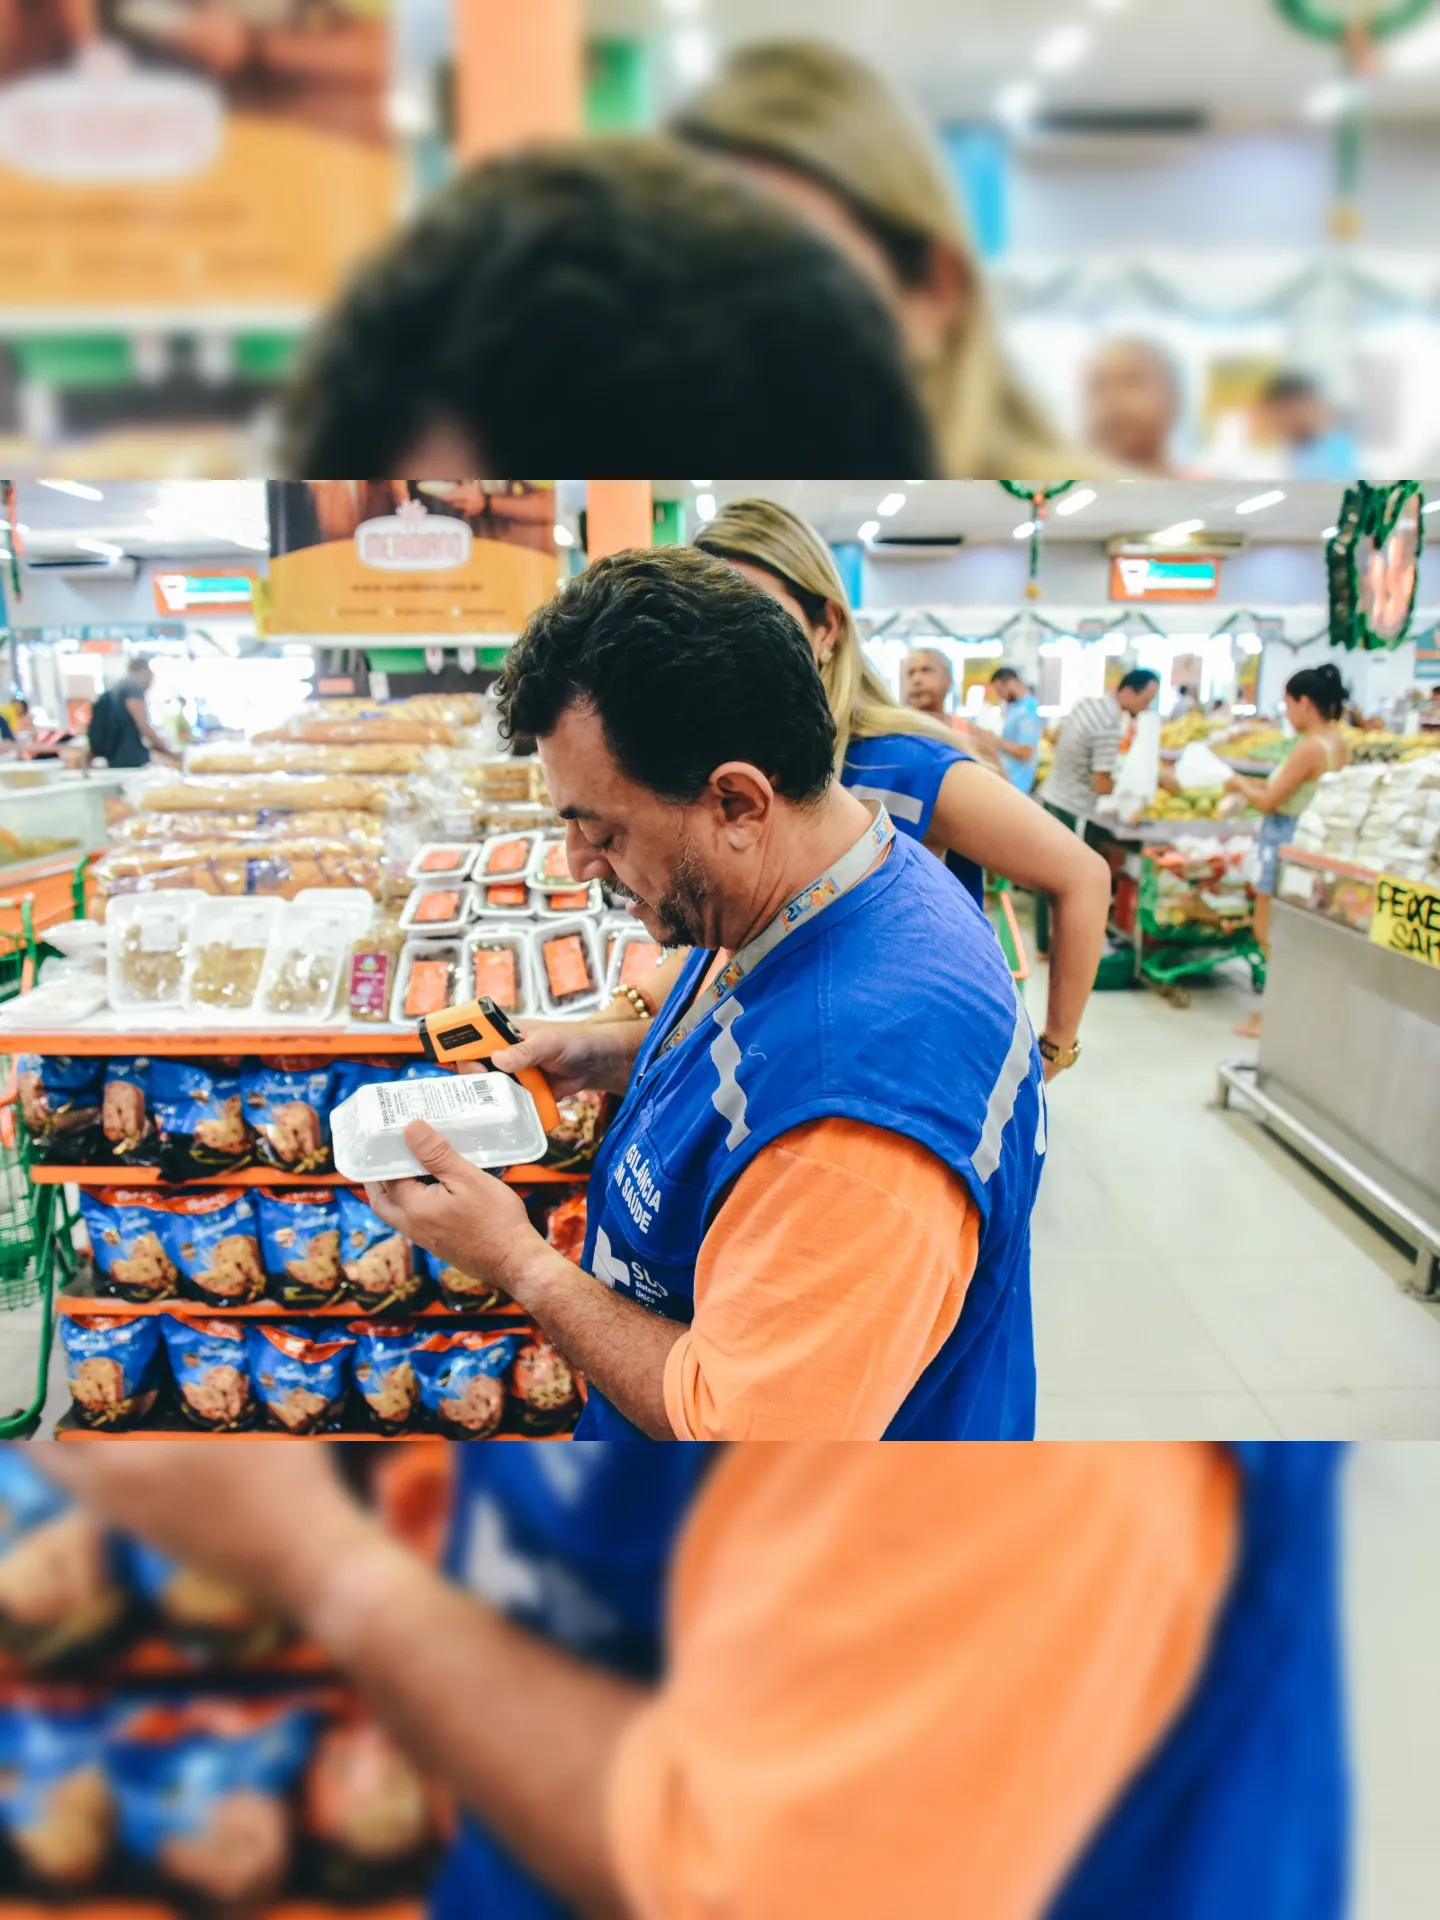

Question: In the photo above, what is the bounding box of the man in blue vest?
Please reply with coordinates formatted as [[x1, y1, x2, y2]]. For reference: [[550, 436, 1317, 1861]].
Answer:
[[32, 1440, 1349, 1920], [367, 548, 1047, 1441]]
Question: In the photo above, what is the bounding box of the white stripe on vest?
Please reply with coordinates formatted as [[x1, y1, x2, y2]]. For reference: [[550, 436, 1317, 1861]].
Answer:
[[709, 997, 751, 1149], [973, 987, 1036, 1183], [844, 782, 925, 826]]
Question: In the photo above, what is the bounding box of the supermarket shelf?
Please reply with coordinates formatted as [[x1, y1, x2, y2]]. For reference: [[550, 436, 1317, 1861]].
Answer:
[[0, 1025, 425, 1057], [56, 1284, 528, 1323], [0, 1904, 421, 1920], [1274, 843, 1384, 884], [1070, 808, 1257, 844], [54, 1413, 570, 1443], [31, 1164, 586, 1188]]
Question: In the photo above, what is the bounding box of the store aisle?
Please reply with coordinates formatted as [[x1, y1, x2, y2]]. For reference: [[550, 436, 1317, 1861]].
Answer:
[[1032, 956, 1440, 1440]]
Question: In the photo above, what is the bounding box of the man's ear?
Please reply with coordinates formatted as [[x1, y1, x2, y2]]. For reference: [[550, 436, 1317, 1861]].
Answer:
[[707, 763, 776, 844]]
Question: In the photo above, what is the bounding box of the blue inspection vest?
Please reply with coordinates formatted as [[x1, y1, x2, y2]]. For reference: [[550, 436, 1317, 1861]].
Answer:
[[576, 831, 1043, 1442], [431, 1442, 1347, 1920], [842, 730, 983, 903], [430, 1446, 710, 1920]]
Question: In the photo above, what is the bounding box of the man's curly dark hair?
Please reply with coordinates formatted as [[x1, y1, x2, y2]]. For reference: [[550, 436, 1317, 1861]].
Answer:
[[279, 139, 934, 479]]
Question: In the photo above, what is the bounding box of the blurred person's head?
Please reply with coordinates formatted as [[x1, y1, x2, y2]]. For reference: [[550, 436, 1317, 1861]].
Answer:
[[1116, 668, 1161, 716], [279, 140, 934, 479], [1083, 338, 1182, 474], [1284, 662, 1348, 730], [693, 496, 961, 761], [1258, 371, 1331, 451], [989, 666, 1028, 704], [903, 648, 954, 716], [497, 548, 842, 948], [672, 39, 1082, 479], [126, 658, 153, 690]]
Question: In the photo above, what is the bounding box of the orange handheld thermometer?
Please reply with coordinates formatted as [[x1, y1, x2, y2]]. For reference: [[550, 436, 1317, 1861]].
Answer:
[[416, 999, 562, 1135]]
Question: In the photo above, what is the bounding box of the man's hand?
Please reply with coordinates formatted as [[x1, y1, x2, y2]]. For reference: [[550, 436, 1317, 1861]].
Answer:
[[366, 1120, 566, 1305], [488, 1021, 642, 1098], [28, 1442, 376, 1619]]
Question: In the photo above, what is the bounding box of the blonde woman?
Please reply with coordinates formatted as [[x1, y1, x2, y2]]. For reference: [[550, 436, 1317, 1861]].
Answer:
[[672, 39, 1086, 479], [688, 499, 1110, 1077]]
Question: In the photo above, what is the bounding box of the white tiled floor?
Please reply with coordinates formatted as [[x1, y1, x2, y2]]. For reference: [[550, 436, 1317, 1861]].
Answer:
[[1030, 955, 1440, 1439]]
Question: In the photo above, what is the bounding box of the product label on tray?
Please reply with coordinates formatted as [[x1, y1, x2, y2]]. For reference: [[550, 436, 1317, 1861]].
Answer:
[[138, 912, 183, 952], [373, 1076, 503, 1128], [348, 951, 394, 1016], [223, 909, 273, 950]]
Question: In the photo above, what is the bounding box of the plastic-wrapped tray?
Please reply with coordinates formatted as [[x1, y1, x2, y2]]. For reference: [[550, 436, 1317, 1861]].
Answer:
[[460, 926, 535, 1018], [181, 898, 284, 1015], [476, 830, 544, 884], [606, 923, 668, 998], [254, 902, 354, 1023], [536, 882, 604, 918], [399, 883, 479, 940], [527, 835, 580, 892], [290, 887, 376, 943], [106, 890, 207, 1013], [332, 1070, 548, 1181], [390, 941, 462, 1025], [475, 879, 538, 918], [408, 842, 480, 882], [531, 919, 605, 1017]]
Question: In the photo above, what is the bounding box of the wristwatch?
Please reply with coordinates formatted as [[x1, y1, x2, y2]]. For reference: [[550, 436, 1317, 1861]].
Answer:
[[1037, 1033, 1082, 1071]]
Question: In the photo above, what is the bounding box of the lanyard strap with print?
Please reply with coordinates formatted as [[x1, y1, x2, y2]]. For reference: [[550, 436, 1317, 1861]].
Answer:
[[658, 804, 895, 1056]]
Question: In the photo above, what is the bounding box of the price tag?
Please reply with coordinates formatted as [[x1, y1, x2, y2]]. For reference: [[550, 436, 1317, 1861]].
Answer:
[[1369, 873, 1440, 968]]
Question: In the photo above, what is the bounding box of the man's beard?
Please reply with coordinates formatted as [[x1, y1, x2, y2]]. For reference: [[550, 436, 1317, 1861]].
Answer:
[[611, 837, 713, 949]]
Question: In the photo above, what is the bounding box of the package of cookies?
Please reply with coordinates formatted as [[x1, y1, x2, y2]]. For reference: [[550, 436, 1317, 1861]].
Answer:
[[78, 1188, 180, 1303], [0, 1453, 128, 1667], [543, 1191, 588, 1265], [246, 1324, 355, 1435], [161, 1315, 255, 1431], [101, 1058, 160, 1168], [255, 1189, 343, 1308], [418, 1246, 509, 1315], [151, 1059, 254, 1180], [167, 1190, 266, 1307], [108, 1699, 315, 1908], [0, 1698, 114, 1892], [390, 942, 459, 1024], [412, 1329, 525, 1439], [349, 1324, 422, 1434], [123, 1540, 285, 1664], [181, 899, 284, 1014], [16, 1055, 106, 1166], [532, 919, 605, 1016], [301, 1712, 444, 1901], [336, 1191, 425, 1314], [508, 1338, 582, 1435], [241, 1060, 334, 1174], [105, 891, 205, 1012], [60, 1312, 164, 1430]]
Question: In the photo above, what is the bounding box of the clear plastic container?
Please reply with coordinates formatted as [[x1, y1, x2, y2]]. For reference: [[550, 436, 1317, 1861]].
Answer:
[[347, 911, 406, 1025], [255, 902, 355, 1022], [408, 842, 480, 882], [606, 923, 668, 997], [0, 975, 109, 1028], [332, 1069, 548, 1181], [535, 882, 603, 918], [390, 940, 462, 1025], [399, 882, 479, 940], [476, 830, 543, 884], [530, 919, 605, 1017], [290, 887, 376, 944], [461, 925, 534, 1017], [106, 891, 206, 1012], [527, 835, 579, 892], [181, 898, 284, 1014]]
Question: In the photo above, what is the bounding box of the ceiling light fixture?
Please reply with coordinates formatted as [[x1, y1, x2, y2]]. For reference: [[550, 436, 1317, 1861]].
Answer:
[[671, 26, 715, 83], [1150, 518, 1205, 543], [1235, 490, 1285, 515], [39, 479, 103, 502], [994, 79, 1041, 128], [1053, 487, 1098, 516], [690, 480, 712, 489], [877, 491, 906, 516], [554, 525, 575, 547], [1012, 520, 1037, 540], [694, 493, 717, 520], [1321, 525, 1338, 539], [1385, 18, 1440, 72], [1422, 499, 1440, 515], [1035, 24, 1091, 73], [1303, 78, 1360, 122], [857, 520, 881, 541]]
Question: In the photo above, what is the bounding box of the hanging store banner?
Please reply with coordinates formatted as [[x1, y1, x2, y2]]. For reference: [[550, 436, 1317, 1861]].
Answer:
[[264, 482, 559, 635], [0, 4, 395, 312], [1110, 554, 1222, 603]]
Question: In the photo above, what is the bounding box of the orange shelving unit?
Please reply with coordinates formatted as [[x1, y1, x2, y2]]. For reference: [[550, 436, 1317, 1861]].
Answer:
[[0, 1026, 425, 1058], [31, 1163, 581, 1188]]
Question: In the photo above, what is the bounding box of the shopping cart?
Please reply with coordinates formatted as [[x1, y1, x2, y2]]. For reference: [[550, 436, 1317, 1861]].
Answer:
[[1137, 848, 1266, 1009]]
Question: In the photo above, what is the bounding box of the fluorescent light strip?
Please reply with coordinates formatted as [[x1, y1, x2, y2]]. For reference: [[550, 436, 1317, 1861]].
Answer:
[[1150, 519, 1204, 543], [1235, 491, 1285, 514], [1012, 520, 1037, 539], [877, 492, 906, 516], [39, 479, 103, 502], [554, 525, 575, 547], [857, 520, 881, 541], [1036, 24, 1090, 73], [695, 493, 717, 520], [1053, 487, 1097, 517]]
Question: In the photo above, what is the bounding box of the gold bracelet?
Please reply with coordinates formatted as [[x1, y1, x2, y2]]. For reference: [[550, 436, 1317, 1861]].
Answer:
[[608, 985, 654, 1022]]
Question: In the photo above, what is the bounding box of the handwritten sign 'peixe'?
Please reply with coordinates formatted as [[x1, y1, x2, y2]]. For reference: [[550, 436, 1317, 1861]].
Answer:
[[1369, 874, 1440, 969]]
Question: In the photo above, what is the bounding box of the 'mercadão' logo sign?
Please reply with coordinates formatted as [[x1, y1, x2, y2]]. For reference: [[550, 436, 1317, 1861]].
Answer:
[[355, 498, 471, 572]]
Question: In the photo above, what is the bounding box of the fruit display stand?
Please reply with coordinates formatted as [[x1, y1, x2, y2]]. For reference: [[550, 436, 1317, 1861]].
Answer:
[[1218, 845, 1440, 1296], [0, 1019, 589, 1441]]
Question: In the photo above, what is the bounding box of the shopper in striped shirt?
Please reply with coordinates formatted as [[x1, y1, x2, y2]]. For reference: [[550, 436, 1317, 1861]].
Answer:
[[1035, 669, 1159, 951]]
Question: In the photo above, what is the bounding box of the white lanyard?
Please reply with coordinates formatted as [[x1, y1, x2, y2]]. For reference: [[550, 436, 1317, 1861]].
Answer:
[[658, 803, 896, 1056]]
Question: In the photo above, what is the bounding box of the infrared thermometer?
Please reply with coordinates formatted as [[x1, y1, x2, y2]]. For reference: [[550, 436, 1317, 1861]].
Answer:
[[416, 999, 562, 1135]]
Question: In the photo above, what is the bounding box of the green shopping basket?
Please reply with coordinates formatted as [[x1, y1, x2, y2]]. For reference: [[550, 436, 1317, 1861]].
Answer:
[[0, 1079, 71, 1439]]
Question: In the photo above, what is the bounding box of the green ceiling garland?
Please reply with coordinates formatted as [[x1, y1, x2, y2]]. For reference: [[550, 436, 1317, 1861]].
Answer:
[[1327, 480, 1426, 650], [996, 481, 1076, 600]]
